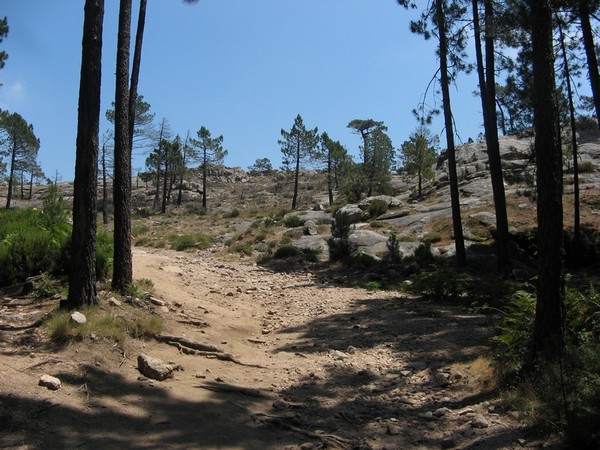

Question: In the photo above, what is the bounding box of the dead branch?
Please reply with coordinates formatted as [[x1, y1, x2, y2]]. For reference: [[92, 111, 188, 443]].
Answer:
[[198, 381, 272, 398], [252, 413, 349, 448], [155, 334, 223, 352]]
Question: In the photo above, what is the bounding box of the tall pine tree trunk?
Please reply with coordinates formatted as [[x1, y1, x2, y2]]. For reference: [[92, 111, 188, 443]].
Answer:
[[436, 0, 466, 266], [473, 0, 511, 272], [579, 0, 600, 130], [128, 0, 147, 152], [557, 16, 581, 243], [292, 138, 300, 210], [531, 0, 565, 359], [66, 0, 104, 309], [112, 0, 133, 294]]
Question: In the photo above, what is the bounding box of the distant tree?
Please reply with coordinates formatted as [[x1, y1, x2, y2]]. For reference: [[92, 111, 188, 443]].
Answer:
[[176, 132, 194, 206], [106, 94, 154, 153], [160, 137, 182, 214], [26, 160, 45, 200], [347, 119, 388, 197], [0, 110, 40, 209], [400, 125, 438, 197], [191, 126, 227, 212], [319, 132, 348, 205], [279, 114, 319, 210], [112, 0, 133, 294], [99, 130, 113, 224], [366, 127, 395, 195], [248, 157, 273, 174], [530, 0, 566, 359], [0, 16, 8, 74], [66, 0, 104, 309]]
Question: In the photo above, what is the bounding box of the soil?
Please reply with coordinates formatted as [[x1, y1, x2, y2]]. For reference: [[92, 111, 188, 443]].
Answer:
[[1, 248, 562, 450]]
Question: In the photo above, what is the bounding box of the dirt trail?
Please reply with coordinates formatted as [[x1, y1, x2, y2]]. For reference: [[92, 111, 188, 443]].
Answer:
[[0, 248, 554, 449]]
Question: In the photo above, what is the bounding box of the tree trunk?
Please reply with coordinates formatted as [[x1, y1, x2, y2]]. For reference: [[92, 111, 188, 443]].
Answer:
[[292, 137, 300, 210], [327, 151, 333, 206], [101, 140, 109, 224], [473, 0, 511, 273], [112, 0, 133, 294], [436, 0, 466, 266], [531, 0, 565, 359], [6, 138, 16, 209], [202, 151, 208, 211], [66, 0, 104, 309], [128, 0, 147, 153], [161, 157, 169, 214], [28, 172, 33, 200], [557, 16, 580, 243], [579, 0, 600, 130]]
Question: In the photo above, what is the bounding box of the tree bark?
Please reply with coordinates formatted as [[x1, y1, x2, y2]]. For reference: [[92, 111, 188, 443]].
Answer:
[[6, 138, 16, 209], [530, 0, 565, 359], [66, 0, 104, 309], [579, 0, 600, 131], [436, 0, 466, 266], [292, 137, 300, 210], [128, 0, 147, 153], [112, 0, 133, 294], [473, 0, 511, 272]]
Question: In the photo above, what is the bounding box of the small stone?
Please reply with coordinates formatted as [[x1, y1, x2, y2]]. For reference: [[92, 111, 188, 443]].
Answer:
[[300, 443, 315, 450], [387, 423, 402, 435], [470, 414, 490, 429], [330, 350, 349, 360], [107, 297, 121, 307], [433, 407, 451, 417], [346, 345, 356, 354], [70, 311, 87, 325], [432, 372, 450, 387], [441, 436, 458, 448], [39, 374, 61, 390], [137, 354, 174, 381]]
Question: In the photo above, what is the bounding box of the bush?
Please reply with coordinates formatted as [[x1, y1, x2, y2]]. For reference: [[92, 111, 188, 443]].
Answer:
[[283, 214, 302, 228], [385, 233, 402, 264], [328, 212, 357, 264], [578, 160, 596, 173], [0, 208, 70, 286], [273, 245, 301, 259], [368, 199, 388, 218]]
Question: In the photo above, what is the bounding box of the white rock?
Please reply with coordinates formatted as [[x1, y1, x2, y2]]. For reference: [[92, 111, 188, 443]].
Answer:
[[70, 311, 87, 325], [39, 374, 61, 390]]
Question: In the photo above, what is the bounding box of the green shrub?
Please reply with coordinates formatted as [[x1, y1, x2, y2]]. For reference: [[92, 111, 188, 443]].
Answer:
[[273, 245, 301, 259], [96, 230, 114, 281], [170, 233, 213, 251], [423, 231, 442, 244], [385, 233, 402, 264], [132, 225, 150, 237], [578, 160, 596, 173], [368, 199, 388, 218], [328, 212, 357, 264], [407, 265, 465, 299], [283, 214, 302, 228], [223, 208, 240, 218]]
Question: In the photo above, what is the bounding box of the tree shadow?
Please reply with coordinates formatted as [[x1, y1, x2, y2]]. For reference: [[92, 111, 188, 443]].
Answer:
[[266, 295, 551, 449], [0, 364, 296, 449]]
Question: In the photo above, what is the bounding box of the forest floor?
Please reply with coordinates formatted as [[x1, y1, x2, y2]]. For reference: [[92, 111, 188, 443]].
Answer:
[[0, 247, 564, 450]]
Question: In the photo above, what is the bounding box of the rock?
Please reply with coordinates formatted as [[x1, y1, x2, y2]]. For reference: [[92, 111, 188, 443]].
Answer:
[[441, 436, 458, 448], [359, 195, 403, 208], [330, 350, 349, 360], [303, 219, 318, 236], [376, 209, 410, 220], [137, 354, 175, 381], [107, 296, 121, 307], [39, 374, 61, 390], [432, 372, 450, 387], [470, 413, 490, 428], [300, 443, 315, 450], [145, 295, 165, 306], [433, 407, 451, 417], [349, 230, 389, 256], [336, 204, 368, 223], [70, 311, 87, 325], [387, 423, 402, 435]]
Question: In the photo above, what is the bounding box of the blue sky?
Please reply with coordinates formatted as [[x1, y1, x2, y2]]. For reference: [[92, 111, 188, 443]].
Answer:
[[0, 0, 484, 181]]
